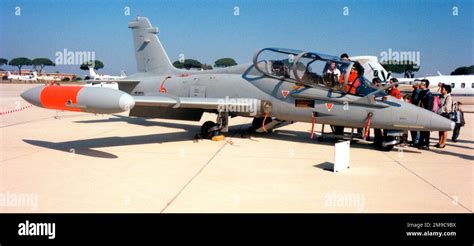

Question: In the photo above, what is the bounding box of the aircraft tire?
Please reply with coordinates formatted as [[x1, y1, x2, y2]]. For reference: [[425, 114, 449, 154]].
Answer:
[[378, 136, 395, 151], [201, 121, 217, 139]]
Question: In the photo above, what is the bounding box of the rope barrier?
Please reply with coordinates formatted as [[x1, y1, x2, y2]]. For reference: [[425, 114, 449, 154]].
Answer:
[[0, 104, 33, 116]]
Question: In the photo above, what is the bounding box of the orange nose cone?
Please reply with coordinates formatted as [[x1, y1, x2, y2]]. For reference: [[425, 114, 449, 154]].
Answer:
[[39, 85, 83, 111]]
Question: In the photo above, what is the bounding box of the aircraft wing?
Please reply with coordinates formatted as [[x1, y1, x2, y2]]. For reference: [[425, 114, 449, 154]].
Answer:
[[133, 95, 260, 110], [131, 95, 263, 121]]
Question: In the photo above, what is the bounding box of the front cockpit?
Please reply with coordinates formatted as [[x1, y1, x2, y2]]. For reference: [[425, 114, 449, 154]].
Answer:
[[252, 48, 384, 97]]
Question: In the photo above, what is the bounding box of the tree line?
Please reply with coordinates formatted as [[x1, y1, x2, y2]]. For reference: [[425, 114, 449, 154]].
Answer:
[[0, 57, 238, 75], [172, 57, 237, 70], [1, 57, 470, 76], [0, 57, 56, 75]]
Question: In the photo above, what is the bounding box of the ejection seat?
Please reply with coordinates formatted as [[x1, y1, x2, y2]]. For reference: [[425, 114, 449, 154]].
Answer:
[[271, 60, 290, 78]]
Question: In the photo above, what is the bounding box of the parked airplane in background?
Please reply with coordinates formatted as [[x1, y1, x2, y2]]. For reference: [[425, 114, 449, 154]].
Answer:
[[84, 81, 119, 90], [20, 16, 455, 152], [32, 72, 61, 81], [399, 73, 474, 105], [7, 71, 37, 81], [88, 67, 127, 81]]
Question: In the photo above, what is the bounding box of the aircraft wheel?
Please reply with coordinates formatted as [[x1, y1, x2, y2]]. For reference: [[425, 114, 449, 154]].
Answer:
[[201, 121, 217, 139], [379, 145, 395, 152], [378, 136, 395, 151]]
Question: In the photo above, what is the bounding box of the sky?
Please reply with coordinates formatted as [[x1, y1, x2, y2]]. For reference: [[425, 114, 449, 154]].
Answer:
[[0, 0, 472, 77]]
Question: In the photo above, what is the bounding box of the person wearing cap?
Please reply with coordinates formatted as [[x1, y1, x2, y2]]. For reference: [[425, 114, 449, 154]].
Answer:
[[387, 78, 402, 99], [417, 79, 434, 150], [452, 101, 465, 142]]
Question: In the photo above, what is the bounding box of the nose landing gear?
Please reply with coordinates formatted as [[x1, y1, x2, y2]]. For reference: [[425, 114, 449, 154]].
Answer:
[[200, 111, 229, 141]]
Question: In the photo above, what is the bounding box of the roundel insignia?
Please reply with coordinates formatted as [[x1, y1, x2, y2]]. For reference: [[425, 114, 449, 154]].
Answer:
[[325, 102, 334, 111]]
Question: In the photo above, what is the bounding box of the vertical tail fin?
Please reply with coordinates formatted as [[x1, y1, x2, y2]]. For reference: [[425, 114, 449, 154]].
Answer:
[[128, 16, 176, 75], [89, 67, 97, 77]]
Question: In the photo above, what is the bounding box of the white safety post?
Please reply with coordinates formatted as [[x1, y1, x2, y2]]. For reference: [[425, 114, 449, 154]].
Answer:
[[334, 140, 350, 172]]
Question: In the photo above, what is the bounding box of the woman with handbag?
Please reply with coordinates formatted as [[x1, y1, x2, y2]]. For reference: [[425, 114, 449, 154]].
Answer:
[[436, 84, 454, 148]]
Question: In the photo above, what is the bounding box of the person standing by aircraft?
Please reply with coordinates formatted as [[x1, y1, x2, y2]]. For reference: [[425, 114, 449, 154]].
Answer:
[[334, 53, 351, 136], [336, 54, 364, 137], [452, 102, 465, 142], [436, 84, 454, 148], [417, 79, 434, 150], [399, 94, 412, 147], [345, 65, 360, 94], [373, 77, 382, 87], [373, 78, 383, 146], [410, 83, 421, 146], [338, 53, 360, 94], [340, 53, 349, 61], [387, 78, 402, 99]]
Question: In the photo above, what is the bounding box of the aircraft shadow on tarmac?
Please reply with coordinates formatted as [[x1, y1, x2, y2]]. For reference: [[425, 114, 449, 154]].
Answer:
[[74, 115, 202, 130], [430, 137, 474, 146], [236, 128, 426, 154], [23, 131, 199, 159], [22, 116, 471, 160]]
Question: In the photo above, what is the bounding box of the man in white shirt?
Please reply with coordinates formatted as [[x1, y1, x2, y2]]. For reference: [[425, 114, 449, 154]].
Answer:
[[326, 62, 341, 77]]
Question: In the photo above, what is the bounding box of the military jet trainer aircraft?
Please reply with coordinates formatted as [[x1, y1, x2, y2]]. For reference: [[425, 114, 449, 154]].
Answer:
[[21, 16, 454, 151]]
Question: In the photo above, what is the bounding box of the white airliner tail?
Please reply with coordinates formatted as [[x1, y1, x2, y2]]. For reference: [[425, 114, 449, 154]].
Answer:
[[89, 67, 97, 78]]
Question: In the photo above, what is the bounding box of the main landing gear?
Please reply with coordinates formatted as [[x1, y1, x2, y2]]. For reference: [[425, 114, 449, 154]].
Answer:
[[200, 111, 229, 141], [250, 116, 287, 133]]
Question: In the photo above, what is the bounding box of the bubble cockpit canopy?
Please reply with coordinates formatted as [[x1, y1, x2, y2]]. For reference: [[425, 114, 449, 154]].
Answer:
[[252, 48, 383, 96]]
